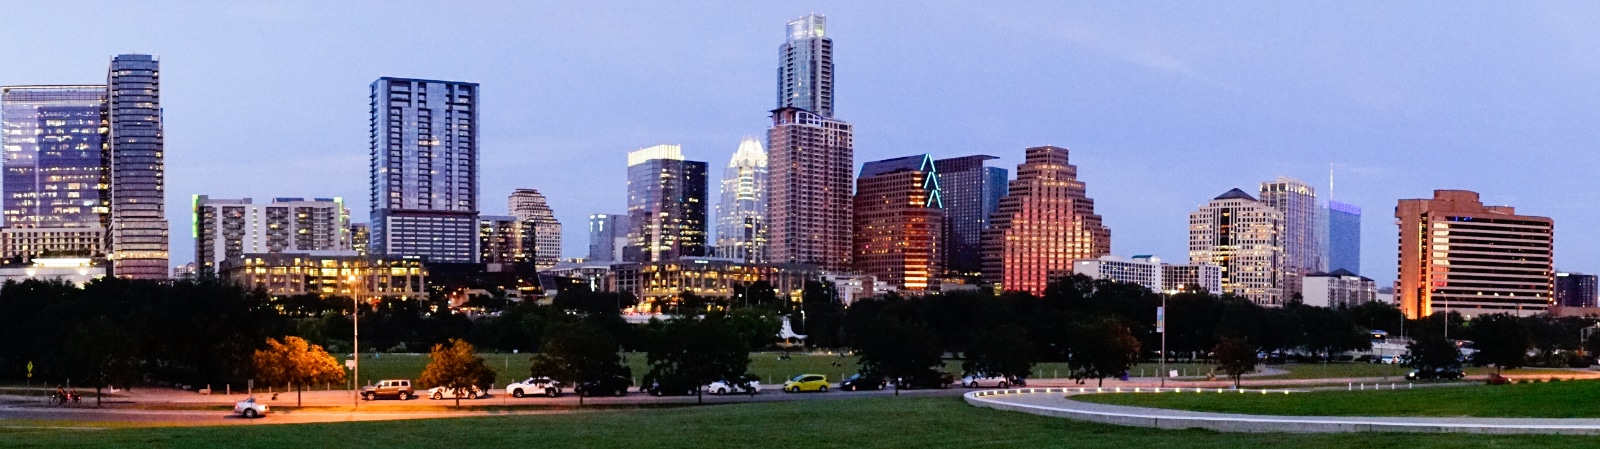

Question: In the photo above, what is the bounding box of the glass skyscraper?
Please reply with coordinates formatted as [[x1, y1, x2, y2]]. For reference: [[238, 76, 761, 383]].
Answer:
[[1325, 200, 1361, 274], [933, 155, 1007, 278], [714, 137, 767, 262], [587, 213, 628, 262], [1260, 177, 1321, 297], [778, 14, 833, 118], [369, 77, 479, 263], [625, 145, 707, 262], [1, 85, 108, 229], [853, 154, 943, 290], [768, 14, 854, 272], [107, 54, 170, 279]]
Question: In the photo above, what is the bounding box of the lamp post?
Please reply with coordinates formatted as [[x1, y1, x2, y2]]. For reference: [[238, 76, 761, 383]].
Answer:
[[349, 274, 361, 407], [1158, 292, 1167, 388]]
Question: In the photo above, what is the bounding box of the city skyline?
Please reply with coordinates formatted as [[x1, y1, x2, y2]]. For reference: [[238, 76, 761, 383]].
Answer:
[[3, 3, 1599, 286]]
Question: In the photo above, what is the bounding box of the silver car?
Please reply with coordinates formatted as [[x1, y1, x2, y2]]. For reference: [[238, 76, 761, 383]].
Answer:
[[234, 397, 269, 418]]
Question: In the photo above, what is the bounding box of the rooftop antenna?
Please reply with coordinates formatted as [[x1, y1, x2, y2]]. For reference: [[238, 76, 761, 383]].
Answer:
[[1328, 163, 1334, 202]]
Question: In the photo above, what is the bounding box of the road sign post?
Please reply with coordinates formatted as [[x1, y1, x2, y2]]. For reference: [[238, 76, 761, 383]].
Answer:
[[1157, 301, 1167, 388]]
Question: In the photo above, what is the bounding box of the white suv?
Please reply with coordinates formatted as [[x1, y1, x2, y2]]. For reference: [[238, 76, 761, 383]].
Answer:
[[961, 373, 1016, 388], [704, 379, 761, 395], [506, 377, 562, 398]]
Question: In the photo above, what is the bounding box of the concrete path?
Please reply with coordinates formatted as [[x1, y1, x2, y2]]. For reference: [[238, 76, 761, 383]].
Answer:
[[964, 388, 1600, 434]]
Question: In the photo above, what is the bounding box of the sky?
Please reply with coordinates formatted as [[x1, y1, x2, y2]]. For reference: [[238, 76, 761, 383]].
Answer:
[[3, 1, 1598, 286]]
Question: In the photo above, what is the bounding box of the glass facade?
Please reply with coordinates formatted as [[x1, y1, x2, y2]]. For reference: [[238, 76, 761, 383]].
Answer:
[[508, 188, 561, 268], [853, 154, 943, 290], [1, 86, 108, 230], [369, 77, 479, 262], [714, 137, 767, 262], [1325, 200, 1361, 274], [778, 14, 833, 118], [981, 146, 1111, 295], [624, 145, 707, 262], [1259, 177, 1320, 297], [587, 213, 628, 262], [107, 54, 170, 279], [933, 155, 1007, 278]]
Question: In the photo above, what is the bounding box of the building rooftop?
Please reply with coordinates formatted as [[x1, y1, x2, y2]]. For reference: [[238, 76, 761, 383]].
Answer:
[[1214, 188, 1258, 201]]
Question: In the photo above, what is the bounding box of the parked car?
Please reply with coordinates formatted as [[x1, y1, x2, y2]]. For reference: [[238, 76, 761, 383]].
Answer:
[[361, 379, 414, 400], [1373, 355, 1402, 365], [840, 373, 886, 391], [1406, 367, 1465, 380], [575, 375, 632, 397], [783, 374, 829, 393], [506, 377, 563, 398], [427, 385, 484, 400], [961, 373, 1020, 389], [704, 378, 760, 395], [645, 376, 699, 396], [234, 397, 268, 418], [895, 370, 955, 390]]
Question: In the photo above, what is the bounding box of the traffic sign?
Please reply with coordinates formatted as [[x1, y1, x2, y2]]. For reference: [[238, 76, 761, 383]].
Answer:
[[26, 361, 32, 378]]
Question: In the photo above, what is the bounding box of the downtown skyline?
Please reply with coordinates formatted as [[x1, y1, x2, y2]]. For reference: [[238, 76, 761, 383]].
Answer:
[[3, 2, 1599, 287]]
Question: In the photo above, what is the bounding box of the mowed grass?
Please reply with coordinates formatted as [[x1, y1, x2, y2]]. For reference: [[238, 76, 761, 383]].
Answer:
[[1, 396, 1596, 448], [1076, 378, 1600, 418]]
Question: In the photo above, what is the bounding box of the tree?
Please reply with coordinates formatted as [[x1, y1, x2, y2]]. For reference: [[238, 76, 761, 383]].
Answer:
[[1212, 337, 1258, 389], [642, 315, 752, 404], [1294, 304, 1371, 361], [529, 320, 629, 405], [1067, 318, 1142, 387], [1467, 313, 1532, 374], [251, 337, 345, 407], [58, 316, 140, 407], [418, 339, 497, 407], [853, 316, 944, 392], [961, 324, 1035, 381], [1407, 334, 1461, 373]]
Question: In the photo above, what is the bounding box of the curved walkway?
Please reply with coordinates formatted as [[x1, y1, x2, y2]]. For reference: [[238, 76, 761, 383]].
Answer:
[[964, 388, 1600, 434]]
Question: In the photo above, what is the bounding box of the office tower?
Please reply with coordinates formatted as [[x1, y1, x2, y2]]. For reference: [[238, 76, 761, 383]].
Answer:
[[853, 154, 943, 290], [981, 146, 1111, 295], [349, 223, 370, 256], [1259, 177, 1320, 298], [714, 137, 768, 262], [1188, 188, 1286, 306], [1555, 272, 1598, 308], [478, 215, 533, 264], [1301, 269, 1377, 309], [933, 155, 1008, 278], [509, 188, 562, 268], [1074, 255, 1162, 293], [192, 196, 354, 272], [1161, 263, 1223, 295], [369, 77, 479, 263], [107, 55, 170, 279], [587, 213, 628, 262], [1395, 190, 1553, 318], [1325, 200, 1361, 274], [625, 145, 707, 262], [0, 85, 110, 262], [778, 13, 833, 118]]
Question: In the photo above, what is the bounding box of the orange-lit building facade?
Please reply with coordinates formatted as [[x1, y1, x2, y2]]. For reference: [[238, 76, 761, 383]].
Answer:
[[852, 154, 943, 291], [981, 146, 1111, 295], [218, 254, 428, 301], [1395, 190, 1553, 319]]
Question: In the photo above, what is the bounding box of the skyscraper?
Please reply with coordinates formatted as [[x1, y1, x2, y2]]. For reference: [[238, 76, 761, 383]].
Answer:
[[478, 215, 534, 265], [778, 14, 833, 118], [509, 188, 561, 268], [0, 85, 110, 262], [193, 196, 353, 272], [1259, 177, 1320, 298], [1189, 188, 1286, 306], [587, 213, 628, 262], [853, 154, 943, 290], [981, 146, 1111, 295], [625, 145, 707, 262], [933, 155, 1008, 278], [369, 77, 479, 263], [1555, 272, 1598, 308], [107, 55, 170, 279], [1395, 190, 1553, 318], [714, 137, 767, 262], [1325, 200, 1361, 274]]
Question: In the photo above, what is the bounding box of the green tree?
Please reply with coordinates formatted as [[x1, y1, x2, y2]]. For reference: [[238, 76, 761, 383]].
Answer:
[[1212, 336, 1259, 389], [418, 339, 497, 407], [853, 316, 944, 392], [251, 337, 345, 407], [529, 320, 630, 405], [58, 316, 140, 407], [1467, 313, 1532, 374], [642, 315, 752, 404], [1407, 333, 1461, 373], [961, 323, 1035, 382], [1068, 318, 1142, 387]]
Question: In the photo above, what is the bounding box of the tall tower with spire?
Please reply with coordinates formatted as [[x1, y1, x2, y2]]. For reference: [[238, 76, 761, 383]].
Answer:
[[768, 13, 853, 271], [715, 137, 768, 262]]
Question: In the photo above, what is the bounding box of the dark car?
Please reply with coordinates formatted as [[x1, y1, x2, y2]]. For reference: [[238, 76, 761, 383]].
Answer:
[[1406, 367, 1465, 380], [840, 373, 886, 391], [644, 376, 699, 396], [894, 370, 955, 389], [575, 375, 632, 397]]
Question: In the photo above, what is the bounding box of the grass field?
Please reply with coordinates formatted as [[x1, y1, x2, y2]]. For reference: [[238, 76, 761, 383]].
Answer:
[[2, 396, 1596, 448], [1076, 378, 1600, 418]]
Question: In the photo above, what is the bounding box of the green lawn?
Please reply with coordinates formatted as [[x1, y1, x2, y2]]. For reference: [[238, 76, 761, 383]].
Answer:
[[1076, 378, 1600, 418], [1, 396, 1594, 448]]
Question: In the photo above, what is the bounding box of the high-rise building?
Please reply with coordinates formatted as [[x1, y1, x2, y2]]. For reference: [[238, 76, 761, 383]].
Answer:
[[509, 188, 562, 268], [193, 196, 353, 272], [853, 154, 943, 291], [1555, 272, 1598, 308], [369, 77, 479, 263], [1162, 263, 1223, 295], [1395, 190, 1553, 318], [1189, 188, 1286, 306], [478, 215, 534, 265], [625, 145, 707, 263], [0, 85, 109, 263], [349, 223, 370, 256], [1259, 177, 1320, 298], [778, 14, 833, 118], [714, 137, 768, 262], [933, 155, 1008, 278], [1074, 255, 1162, 293], [981, 146, 1111, 295], [1325, 200, 1361, 274], [587, 213, 628, 262], [107, 55, 170, 279]]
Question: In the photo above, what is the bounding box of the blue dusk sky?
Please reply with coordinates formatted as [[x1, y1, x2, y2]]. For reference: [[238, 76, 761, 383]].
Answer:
[[3, 1, 1597, 286]]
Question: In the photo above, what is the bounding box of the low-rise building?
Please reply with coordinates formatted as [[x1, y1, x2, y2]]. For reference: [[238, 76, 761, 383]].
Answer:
[[0, 258, 105, 286], [1074, 255, 1162, 292], [218, 254, 427, 301], [1161, 263, 1222, 295], [1301, 269, 1377, 308]]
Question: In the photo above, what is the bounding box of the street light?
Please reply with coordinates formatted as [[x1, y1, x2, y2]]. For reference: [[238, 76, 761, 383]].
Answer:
[[1159, 292, 1168, 388], [349, 274, 361, 407]]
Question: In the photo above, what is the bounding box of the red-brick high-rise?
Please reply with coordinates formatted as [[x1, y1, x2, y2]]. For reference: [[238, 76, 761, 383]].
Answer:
[[853, 154, 942, 290], [981, 146, 1111, 295]]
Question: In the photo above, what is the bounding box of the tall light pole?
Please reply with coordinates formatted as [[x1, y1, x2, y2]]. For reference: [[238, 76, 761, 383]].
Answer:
[[1158, 292, 1167, 388], [349, 274, 361, 407]]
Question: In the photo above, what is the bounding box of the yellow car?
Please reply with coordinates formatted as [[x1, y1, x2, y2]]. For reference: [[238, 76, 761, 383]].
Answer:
[[784, 374, 829, 393]]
